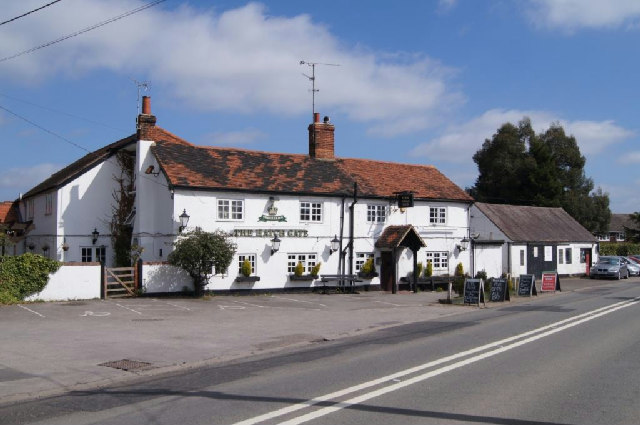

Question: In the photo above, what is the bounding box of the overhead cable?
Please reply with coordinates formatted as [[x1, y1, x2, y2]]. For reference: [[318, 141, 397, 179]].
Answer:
[[0, 0, 63, 27]]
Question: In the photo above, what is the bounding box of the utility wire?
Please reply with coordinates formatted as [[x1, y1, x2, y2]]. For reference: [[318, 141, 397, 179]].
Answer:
[[0, 0, 166, 64], [0, 0, 63, 26], [0, 104, 169, 190]]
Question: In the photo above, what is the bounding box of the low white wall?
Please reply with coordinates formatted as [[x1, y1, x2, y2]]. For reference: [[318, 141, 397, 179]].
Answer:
[[142, 262, 194, 293], [26, 263, 101, 301]]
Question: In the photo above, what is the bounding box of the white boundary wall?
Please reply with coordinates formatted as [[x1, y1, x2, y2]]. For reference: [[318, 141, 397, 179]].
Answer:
[[142, 262, 194, 294], [26, 263, 101, 301]]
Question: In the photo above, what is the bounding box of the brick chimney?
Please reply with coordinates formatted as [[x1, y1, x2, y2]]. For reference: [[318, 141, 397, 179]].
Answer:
[[308, 113, 335, 160], [137, 95, 156, 140]]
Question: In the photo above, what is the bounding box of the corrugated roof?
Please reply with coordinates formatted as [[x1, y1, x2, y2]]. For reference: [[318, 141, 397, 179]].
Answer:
[[152, 138, 473, 201], [474, 202, 596, 243]]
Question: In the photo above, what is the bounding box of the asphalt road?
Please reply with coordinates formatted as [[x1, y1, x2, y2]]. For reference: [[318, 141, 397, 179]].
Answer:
[[2, 279, 639, 424]]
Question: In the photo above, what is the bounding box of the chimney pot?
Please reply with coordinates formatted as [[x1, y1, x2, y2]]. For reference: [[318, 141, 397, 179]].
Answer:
[[314, 112, 320, 123], [308, 112, 335, 160], [142, 96, 151, 115]]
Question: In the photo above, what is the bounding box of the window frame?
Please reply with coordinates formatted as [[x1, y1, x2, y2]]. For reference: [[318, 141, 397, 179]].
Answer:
[[287, 253, 318, 274], [429, 207, 446, 225], [355, 252, 374, 272], [217, 199, 244, 221], [300, 201, 323, 223], [45, 193, 53, 216], [425, 251, 449, 270], [238, 254, 257, 275], [366, 205, 387, 224]]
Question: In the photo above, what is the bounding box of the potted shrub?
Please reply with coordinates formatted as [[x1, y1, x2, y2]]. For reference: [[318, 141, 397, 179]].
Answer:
[[290, 261, 318, 281], [424, 260, 433, 278], [236, 259, 260, 283], [358, 258, 378, 279]]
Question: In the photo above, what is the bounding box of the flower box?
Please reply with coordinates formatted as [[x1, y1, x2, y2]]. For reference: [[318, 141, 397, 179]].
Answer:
[[235, 276, 260, 283], [289, 274, 318, 281], [357, 271, 379, 279]]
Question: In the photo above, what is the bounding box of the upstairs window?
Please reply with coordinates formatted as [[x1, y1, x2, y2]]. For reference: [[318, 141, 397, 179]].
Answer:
[[26, 199, 34, 220], [429, 207, 446, 224], [218, 199, 244, 221], [45, 193, 53, 216], [300, 202, 322, 222], [367, 205, 387, 223]]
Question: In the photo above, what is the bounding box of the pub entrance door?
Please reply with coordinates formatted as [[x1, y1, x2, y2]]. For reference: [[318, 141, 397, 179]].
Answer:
[[380, 251, 394, 292]]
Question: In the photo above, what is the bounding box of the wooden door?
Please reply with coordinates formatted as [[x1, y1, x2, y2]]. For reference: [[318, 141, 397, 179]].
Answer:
[[380, 251, 394, 292]]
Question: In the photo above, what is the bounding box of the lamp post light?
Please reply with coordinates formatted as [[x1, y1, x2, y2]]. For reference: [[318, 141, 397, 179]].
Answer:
[[178, 209, 190, 232], [330, 235, 340, 254], [270, 235, 281, 255]]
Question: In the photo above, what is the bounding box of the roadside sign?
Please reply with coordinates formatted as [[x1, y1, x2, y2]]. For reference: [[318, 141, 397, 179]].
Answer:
[[489, 278, 510, 302], [540, 271, 558, 292], [463, 278, 485, 306], [518, 274, 537, 297]]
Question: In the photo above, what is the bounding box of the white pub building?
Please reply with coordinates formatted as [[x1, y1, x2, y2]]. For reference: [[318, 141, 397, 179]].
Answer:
[[12, 97, 473, 293]]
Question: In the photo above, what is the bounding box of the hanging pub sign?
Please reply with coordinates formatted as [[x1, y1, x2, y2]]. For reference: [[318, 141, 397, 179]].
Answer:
[[540, 271, 560, 292], [463, 278, 485, 307], [518, 274, 537, 297], [396, 191, 414, 208], [489, 278, 510, 302]]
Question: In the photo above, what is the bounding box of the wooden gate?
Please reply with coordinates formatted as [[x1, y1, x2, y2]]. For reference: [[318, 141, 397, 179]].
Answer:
[[103, 267, 137, 298]]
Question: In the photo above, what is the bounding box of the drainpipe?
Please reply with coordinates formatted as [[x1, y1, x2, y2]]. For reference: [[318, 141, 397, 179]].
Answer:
[[338, 197, 345, 286], [348, 183, 358, 288]]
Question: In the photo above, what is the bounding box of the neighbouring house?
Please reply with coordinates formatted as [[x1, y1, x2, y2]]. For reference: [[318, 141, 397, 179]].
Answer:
[[470, 202, 598, 278], [596, 213, 638, 243], [0, 200, 27, 256], [13, 96, 474, 293]]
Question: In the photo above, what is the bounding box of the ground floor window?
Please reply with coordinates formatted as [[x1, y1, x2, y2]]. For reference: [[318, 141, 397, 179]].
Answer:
[[81, 246, 106, 263], [520, 249, 525, 266], [287, 253, 317, 274], [425, 251, 448, 270], [565, 248, 572, 264], [559, 248, 564, 264], [238, 254, 256, 275], [355, 252, 374, 272]]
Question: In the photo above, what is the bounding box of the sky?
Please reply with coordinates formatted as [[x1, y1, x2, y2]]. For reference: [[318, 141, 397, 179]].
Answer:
[[0, 0, 638, 214]]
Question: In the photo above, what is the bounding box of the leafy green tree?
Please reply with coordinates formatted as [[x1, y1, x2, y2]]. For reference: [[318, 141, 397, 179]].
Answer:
[[469, 118, 610, 232], [625, 212, 640, 243], [168, 229, 236, 296]]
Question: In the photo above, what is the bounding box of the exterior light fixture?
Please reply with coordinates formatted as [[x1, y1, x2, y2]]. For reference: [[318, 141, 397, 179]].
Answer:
[[91, 228, 99, 245], [330, 235, 340, 254], [457, 237, 470, 251], [178, 209, 190, 232], [62, 240, 69, 251], [271, 235, 281, 255]]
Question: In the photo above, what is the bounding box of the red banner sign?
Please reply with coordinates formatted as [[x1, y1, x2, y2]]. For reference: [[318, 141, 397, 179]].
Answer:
[[541, 272, 557, 292]]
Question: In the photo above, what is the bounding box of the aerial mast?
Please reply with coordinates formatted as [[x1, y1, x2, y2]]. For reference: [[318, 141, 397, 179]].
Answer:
[[300, 60, 339, 118]]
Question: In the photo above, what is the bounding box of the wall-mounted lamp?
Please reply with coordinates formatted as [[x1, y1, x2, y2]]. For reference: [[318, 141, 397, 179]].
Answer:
[[456, 237, 470, 251], [270, 235, 281, 255], [330, 235, 340, 254], [144, 164, 160, 176], [61, 240, 69, 251], [91, 228, 99, 245], [178, 209, 190, 232]]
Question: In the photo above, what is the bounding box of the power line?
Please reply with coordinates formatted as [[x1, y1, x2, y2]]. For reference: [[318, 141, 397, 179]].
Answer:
[[0, 0, 167, 64], [0, 104, 169, 190], [0, 0, 63, 26]]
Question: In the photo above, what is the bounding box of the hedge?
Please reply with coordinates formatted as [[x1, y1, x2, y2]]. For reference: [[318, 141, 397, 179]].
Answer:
[[0, 253, 61, 303], [599, 242, 640, 256]]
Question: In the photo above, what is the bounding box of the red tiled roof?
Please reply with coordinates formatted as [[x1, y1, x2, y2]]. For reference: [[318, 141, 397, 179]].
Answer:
[[375, 225, 426, 249], [0, 201, 19, 223], [152, 134, 472, 201]]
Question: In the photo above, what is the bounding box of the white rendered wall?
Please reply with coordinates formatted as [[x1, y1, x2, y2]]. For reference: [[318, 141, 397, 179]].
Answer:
[[474, 245, 503, 279], [25, 263, 101, 301], [556, 243, 596, 276], [141, 262, 193, 293]]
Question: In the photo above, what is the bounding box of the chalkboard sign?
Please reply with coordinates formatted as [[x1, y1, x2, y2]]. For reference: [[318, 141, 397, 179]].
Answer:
[[489, 278, 509, 302], [463, 278, 485, 306], [518, 274, 537, 296]]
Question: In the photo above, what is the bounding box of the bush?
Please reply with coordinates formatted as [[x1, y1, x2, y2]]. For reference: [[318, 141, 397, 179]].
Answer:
[[294, 261, 305, 277], [474, 270, 488, 284], [424, 261, 433, 277], [311, 262, 321, 277], [361, 258, 375, 275], [599, 242, 640, 256], [416, 262, 424, 278], [241, 259, 252, 277], [453, 262, 465, 295], [0, 253, 61, 302]]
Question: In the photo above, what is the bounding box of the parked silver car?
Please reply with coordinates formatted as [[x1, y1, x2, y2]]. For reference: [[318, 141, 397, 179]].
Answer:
[[590, 256, 629, 279], [623, 257, 640, 276]]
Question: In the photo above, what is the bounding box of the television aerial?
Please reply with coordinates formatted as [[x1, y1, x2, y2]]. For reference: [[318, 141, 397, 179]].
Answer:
[[300, 60, 339, 118]]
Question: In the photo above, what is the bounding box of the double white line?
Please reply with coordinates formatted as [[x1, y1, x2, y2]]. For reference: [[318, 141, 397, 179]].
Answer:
[[234, 296, 640, 425]]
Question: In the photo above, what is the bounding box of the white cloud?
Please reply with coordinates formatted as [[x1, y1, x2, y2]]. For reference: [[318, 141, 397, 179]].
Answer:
[[528, 0, 640, 30], [411, 108, 633, 165], [0, 163, 61, 193], [599, 183, 640, 213], [618, 151, 640, 165], [200, 129, 266, 147], [0, 1, 462, 137]]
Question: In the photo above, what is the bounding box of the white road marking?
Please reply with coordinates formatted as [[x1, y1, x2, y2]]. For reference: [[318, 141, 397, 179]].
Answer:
[[273, 296, 327, 308], [233, 297, 640, 425], [80, 311, 111, 317], [231, 300, 268, 308], [17, 304, 45, 317], [162, 301, 192, 311], [373, 300, 406, 307], [115, 303, 142, 315], [219, 305, 246, 310]]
